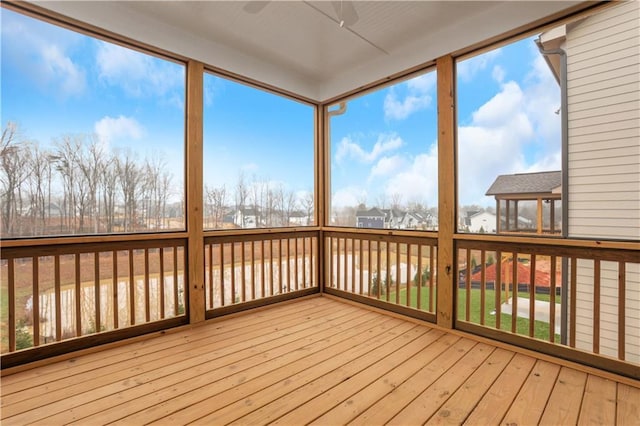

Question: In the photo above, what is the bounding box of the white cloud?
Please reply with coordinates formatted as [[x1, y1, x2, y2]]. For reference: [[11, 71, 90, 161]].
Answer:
[[384, 89, 432, 120], [384, 73, 435, 120], [94, 115, 144, 146], [384, 148, 439, 206], [369, 155, 405, 180], [335, 133, 403, 164], [1, 14, 86, 98], [492, 65, 505, 83], [96, 41, 184, 100], [332, 186, 367, 209], [457, 48, 502, 82]]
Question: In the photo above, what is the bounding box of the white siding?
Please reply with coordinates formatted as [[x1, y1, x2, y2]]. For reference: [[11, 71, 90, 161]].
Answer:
[[566, 1, 640, 362]]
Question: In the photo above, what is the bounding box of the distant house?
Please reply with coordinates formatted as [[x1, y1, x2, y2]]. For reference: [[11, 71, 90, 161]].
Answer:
[[288, 210, 308, 226], [233, 207, 261, 228], [465, 211, 497, 233], [356, 207, 432, 230], [355, 207, 386, 228], [486, 170, 562, 235]]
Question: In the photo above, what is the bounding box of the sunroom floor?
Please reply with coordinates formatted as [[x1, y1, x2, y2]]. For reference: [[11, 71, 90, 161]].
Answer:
[[1, 295, 638, 425]]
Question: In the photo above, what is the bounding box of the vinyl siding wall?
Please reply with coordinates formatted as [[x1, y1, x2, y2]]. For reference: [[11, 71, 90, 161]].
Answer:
[[566, 1, 640, 362]]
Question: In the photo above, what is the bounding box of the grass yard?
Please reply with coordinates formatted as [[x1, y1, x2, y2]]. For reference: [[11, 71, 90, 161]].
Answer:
[[384, 285, 561, 342]]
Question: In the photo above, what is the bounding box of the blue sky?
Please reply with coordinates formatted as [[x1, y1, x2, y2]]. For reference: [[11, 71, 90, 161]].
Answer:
[[2, 7, 560, 209]]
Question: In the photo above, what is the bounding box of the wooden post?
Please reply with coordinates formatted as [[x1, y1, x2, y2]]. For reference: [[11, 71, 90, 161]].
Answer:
[[437, 55, 455, 329], [537, 197, 543, 234], [186, 60, 205, 323]]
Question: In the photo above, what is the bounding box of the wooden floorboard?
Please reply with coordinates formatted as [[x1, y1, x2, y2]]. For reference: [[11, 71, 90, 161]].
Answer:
[[1, 295, 638, 426]]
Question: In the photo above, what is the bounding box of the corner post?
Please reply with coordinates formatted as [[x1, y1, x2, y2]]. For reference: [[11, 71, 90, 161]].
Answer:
[[186, 60, 205, 323], [436, 55, 456, 329]]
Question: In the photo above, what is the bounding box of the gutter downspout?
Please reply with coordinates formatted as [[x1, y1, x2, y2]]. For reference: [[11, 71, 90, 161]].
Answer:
[[536, 38, 569, 345]]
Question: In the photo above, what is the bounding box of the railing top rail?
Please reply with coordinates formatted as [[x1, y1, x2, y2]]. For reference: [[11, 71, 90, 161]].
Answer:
[[1, 232, 188, 249], [323, 227, 438, 242], [204, 227, 320, 243], [455, 233, 639, 251], [1, 237, 186, 259], [456, 237, 639, 263]]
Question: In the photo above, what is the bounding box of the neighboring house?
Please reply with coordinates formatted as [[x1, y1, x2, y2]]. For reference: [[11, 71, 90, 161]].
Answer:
[[539, 1, 640, 362], [465, 211, 497, 233], [486, 171, 562, 235], [233, 207, 261, 228], [355, 207, 386, 228], [288, 210, 308, 226]]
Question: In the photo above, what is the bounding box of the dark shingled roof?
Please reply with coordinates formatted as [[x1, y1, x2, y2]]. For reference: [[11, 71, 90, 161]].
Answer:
[[486, 171, 561, 196]]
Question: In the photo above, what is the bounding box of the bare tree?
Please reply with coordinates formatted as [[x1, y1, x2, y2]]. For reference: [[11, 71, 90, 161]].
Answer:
[[0, 122, 30, 236], [234, 172, 248, 227], [302, 190, 314, 226], [116, 151, 142, 232]]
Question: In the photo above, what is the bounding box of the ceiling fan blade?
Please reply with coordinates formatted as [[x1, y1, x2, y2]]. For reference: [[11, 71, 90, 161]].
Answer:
[[243, 1, 270, 14], [331, 1, 359, 26]]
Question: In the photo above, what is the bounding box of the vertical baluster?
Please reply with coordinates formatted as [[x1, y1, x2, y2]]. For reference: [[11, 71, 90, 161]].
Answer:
[[395, 242, 400, 304], [32, 256, 40, 346], [261, 240, 266, 297], [550, 255, 557, 343], [207, 244, 213, 309], [351, 238, 356, 294], [570, 257, 577, 348], [529, 255, 536, 337], [359, 238, 364, 295], [367, 239, 372, 298], [302, 237, 307, 289], [278, 239, 283, 295], [144, 249, 150, 322], [343, 238, 348, 291], [286, 238, 291, 293], [251, 240, 256, 300], [429, 246, 435, 312], [76, 253, 82, 335], [8, 258, 15, 352], [466, 249, 472, 321], [129, 249, 135, 325], [231, 242, 236, 303], [618, 261, 626, 360], [406, 244, 411, 307], [386, 242, 391, 302], [270, 239, 274, 296], [295, 238, 299, 291], [376, 241, 381, 299], [511, 251, 518, 333], [113, 251, 119, 328], [173, 246, 179, 315], [55, 255, 62, 341], [241, 241, 246, 302], [495, 250, 502, 330], [220, 243, 225, 307], [593, 259, 601, 354], [159, 248, 165, 319], [417, 245, 422, 310], [94, 252, 101, 332], [480, 250, 486, 325]]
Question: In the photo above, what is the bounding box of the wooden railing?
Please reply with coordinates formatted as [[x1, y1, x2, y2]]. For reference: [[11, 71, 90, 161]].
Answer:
[[323, 230, 438, 321], [204, 230, 319, 316], [1, 236, 188, 365], [455, 237, 639, 377]]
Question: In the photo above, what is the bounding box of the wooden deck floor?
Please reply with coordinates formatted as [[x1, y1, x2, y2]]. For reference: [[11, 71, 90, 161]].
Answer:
[[2, 295, 639, 425]]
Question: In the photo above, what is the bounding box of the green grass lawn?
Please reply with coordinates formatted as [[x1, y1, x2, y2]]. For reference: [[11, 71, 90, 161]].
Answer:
[[383, 285, 561, 342]]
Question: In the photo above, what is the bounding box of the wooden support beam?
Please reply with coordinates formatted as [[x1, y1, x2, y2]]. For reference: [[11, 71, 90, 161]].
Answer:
[[186, 60, 205, 323], [436, 55, 456, 329]]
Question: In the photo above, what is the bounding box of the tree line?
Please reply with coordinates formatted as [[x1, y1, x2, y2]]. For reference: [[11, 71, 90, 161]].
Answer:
[[1, 122, 176, 237]]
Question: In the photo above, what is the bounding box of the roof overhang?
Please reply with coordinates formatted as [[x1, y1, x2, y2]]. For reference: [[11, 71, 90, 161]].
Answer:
[[28, 1, 591, 103]]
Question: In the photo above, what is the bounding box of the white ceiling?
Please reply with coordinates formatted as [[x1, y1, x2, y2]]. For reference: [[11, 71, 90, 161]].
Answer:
[[33, 1, 585, 102]]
